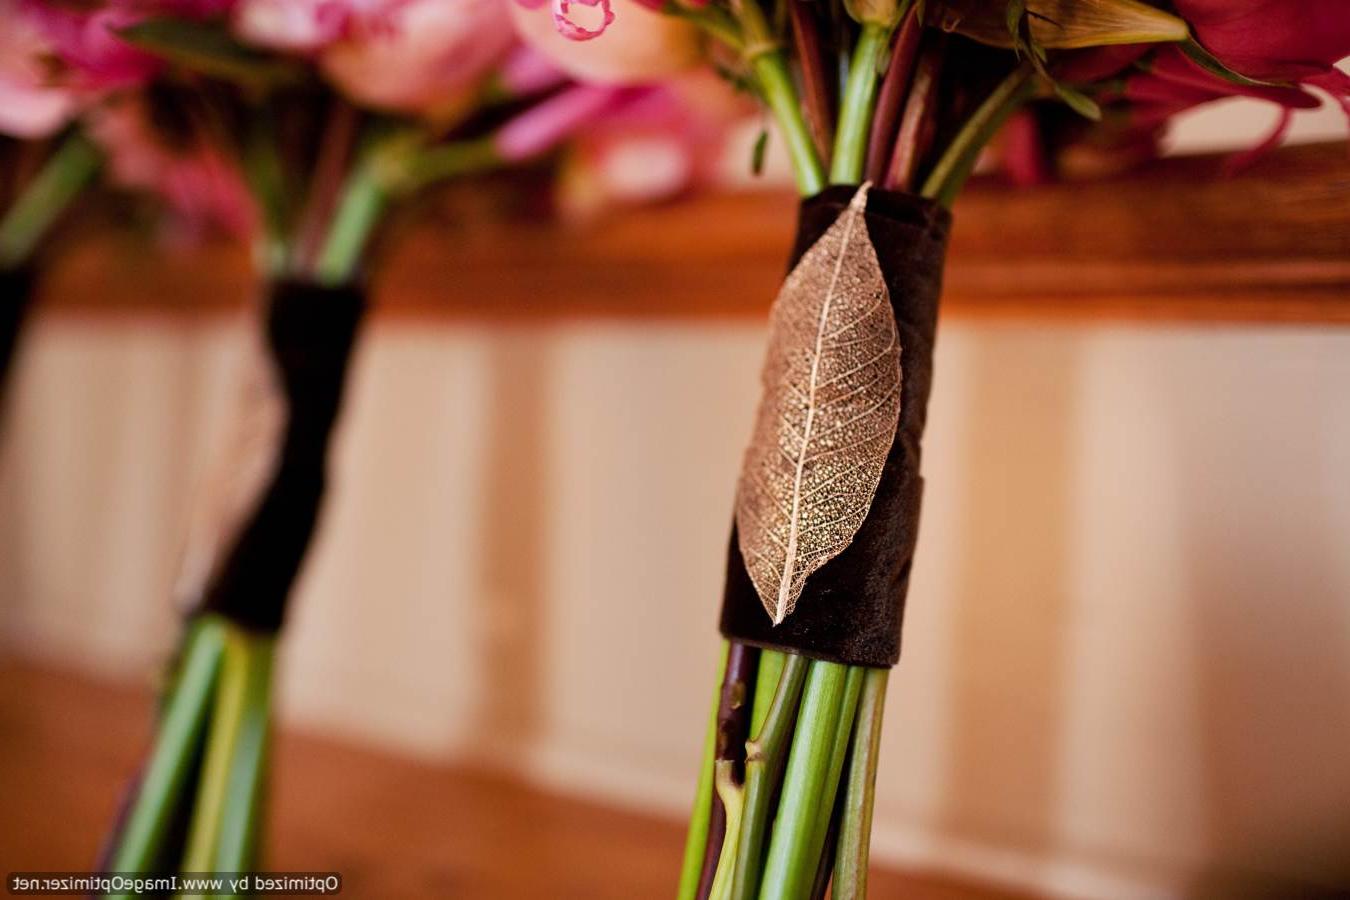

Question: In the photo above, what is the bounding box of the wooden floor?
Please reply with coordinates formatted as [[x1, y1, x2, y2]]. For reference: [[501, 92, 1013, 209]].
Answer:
[[0, 659, 1033, 899]]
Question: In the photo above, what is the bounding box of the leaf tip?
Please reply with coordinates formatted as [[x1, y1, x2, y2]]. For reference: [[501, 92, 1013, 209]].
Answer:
[[850, 181, 874, 212]]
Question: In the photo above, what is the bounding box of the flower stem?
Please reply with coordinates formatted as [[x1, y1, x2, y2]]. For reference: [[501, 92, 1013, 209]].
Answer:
[[708, 762, 747, 900], [831, 22, 894, 185], [210, 630, 274, 872], [400, 137, 501, 196], [921, 62, 1036, 208], [177, 624, 273, 884], [788, 0, 837, 165], [729, 652, 808, 900], [106, 618, 227, 885], [885, 39, 944, 192], [312, 158, 387, 287], [0, 132, 99, 270], [292, 100, 361, 277], [757, 660, 848, 900], [178, 627, 251, 874], [808, 665, 864, 863], [751, 51, 828, 196], [864, 7, 922, 183], [832, 668, 889, 900], [679, 643, 731, 900], [749, 650, 785, 737], [697, 642, 760, 898]]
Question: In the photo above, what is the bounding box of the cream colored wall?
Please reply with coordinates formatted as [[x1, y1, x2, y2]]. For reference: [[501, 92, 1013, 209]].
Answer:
[[3, 312, 1349, 899]]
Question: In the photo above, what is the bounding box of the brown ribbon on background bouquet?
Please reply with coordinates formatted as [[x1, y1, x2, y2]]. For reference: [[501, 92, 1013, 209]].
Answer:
[[1, 266, 35, 402], [180, 280, 366, 633], [719, 185, 951, 668]]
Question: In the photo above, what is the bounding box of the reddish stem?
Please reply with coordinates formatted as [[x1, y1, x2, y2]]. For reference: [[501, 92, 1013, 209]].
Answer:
[[864, 10, 922, 184], [695, 641, 759, 900], [293, 100, 360, 275], [789, 0, 837, 168], [885, 39, 944, 192]]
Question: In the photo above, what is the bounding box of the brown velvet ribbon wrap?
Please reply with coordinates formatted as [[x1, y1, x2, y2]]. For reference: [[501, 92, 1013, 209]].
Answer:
[[1, 266, 35, 401], [199, 280, 366, 633], [718, 186, 951, 668]]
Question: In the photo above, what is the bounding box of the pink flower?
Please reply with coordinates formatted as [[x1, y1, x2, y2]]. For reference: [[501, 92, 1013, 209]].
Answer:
[[232, 0, 390, 53], [236, 0, 514, 116], [0, 0, 78, 138], [508, 0, 699, 82], [87, 94, 257, 239], [495, 83, 635, 161], [1174, 0, 1350, 84], [554, 71, 748, 217], [20, 0, 162, 89], [497, 46, 570, 97], [319, 0, 515, 116], [1175, 0, 1350, 120]]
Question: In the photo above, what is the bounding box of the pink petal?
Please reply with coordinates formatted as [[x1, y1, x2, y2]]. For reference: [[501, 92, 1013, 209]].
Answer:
[[552, 0, 614, 41], [495, 84, 629, 160], [1220, 106, 1292, 175]]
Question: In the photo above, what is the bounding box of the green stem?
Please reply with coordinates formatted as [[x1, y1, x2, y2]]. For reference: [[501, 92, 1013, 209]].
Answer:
[[832, 668, 889, 900], [749, 650, 786, 738], [212, 632, 274, 873], [179, 626, 253, 872], [312, 161, 387, 287], [177, 625, 274, 897], [400, 137, 502, 195], [106, 618, 227, 889], [830, 23, 893, 185], [708, 762, 747, 900], [729, 653, 809, 900], [920, 62, 1036, 208], [678, 643, 732, 900], [0, 133, 99, 270], [807, 666, 864, 867], [751, 52, 828, 196], [757, 660, 848, 900]]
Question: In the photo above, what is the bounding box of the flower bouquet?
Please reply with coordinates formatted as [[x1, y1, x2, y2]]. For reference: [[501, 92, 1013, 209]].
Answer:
[[10, 0, 728, 887], [522, 0, 1349, 897], [0, 1, 103, 401]]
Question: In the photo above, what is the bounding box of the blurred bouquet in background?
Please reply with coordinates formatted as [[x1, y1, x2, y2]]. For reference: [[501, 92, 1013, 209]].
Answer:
[[0, 0, 746, 892], [518, 2, 1350, 899], [0, 0, 99, 399]]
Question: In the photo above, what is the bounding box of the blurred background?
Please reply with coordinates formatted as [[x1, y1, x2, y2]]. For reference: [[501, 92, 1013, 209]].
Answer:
[[2, 98, 1349, 899]]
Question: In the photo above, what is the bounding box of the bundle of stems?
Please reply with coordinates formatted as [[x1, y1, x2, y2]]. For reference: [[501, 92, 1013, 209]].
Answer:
[[674, 3, 1051, 898], [97, 69, 571, 888], [0, 133, 100, 399], [98, 98, 393, 895]]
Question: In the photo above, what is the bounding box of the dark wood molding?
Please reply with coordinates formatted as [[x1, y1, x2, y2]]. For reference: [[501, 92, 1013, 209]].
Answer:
[[33, 141, 1350, 324]]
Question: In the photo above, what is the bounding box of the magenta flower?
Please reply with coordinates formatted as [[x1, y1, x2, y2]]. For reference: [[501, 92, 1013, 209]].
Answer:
[[497, 46, 570, 97], [553, 73, 748, 217], [20, 0, 162, 89], [0, 0, 78, 138], [495, 83, 636, 161], [87, 94, 257, 239]]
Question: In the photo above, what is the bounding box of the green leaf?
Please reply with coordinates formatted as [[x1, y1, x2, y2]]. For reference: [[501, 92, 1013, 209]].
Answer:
[[933, 0, 1187, 50], [117, 18, 306, 88], [1179, 37, 1294, 88], [751, 128, 770, 176], [1054, 82, 1102, 120]]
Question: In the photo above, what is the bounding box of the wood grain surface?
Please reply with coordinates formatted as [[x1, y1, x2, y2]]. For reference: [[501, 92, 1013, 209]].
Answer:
[[0, 659, 1035, 899], [27, 143, 1349, 325]]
